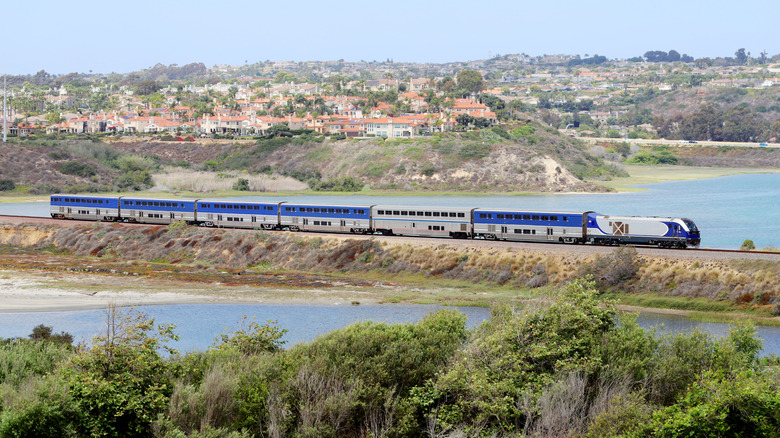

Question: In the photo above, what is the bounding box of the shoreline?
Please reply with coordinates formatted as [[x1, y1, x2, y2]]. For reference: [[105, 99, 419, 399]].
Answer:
[[1, 167, 779, 205]]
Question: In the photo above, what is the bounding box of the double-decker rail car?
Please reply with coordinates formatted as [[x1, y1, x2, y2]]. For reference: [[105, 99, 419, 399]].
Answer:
[[280, 203, 372, 233], [50, 195, 120, 221], [195, 199, 279, 229], [473, 209, 590, 243], [586, 213, 700, 248], [47, 194, 701, 248], [371, 205, 473, 238], [119, 197, 197, 225]]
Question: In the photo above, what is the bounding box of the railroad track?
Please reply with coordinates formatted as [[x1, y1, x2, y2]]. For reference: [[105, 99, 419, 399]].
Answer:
[[1, 215, 778, 261]]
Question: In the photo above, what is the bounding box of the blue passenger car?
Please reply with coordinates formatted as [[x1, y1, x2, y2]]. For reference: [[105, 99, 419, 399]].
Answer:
[[280, 203, 372, 233], [50, 195, 121, 221], [195, 200, 280, 229], [473, 209, 589, 242], [119, 197, 197, 224]]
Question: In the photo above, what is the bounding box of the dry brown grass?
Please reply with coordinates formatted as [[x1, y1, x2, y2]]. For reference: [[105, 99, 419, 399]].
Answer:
[[153, 167, 308, 193], [4, 222, 780, 310]]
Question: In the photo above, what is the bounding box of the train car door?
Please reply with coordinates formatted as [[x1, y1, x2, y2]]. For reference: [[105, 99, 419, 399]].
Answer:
[[547, 227, 555, 241]]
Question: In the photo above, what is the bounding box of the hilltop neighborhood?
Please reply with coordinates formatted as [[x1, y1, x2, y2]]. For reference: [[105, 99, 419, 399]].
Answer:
[[3, 50, 780, 142]]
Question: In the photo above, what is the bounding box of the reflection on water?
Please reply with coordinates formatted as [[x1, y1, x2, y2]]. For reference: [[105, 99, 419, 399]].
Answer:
[[1, 304, 778, 356]]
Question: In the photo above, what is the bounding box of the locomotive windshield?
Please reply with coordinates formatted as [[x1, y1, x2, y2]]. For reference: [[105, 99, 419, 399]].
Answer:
[[681, 218, 699, 233]]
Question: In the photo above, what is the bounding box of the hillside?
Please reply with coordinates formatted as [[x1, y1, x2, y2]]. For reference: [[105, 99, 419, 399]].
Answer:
[[636, 87, 780, 121], [111, 123, 621, 193], [1, 122, 623, 194]]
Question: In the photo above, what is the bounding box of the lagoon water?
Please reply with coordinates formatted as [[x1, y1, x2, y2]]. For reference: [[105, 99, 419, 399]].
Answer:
[[2, 173, 778, 249], [1, 304, 779, 357], [1, 174, 779, 354]]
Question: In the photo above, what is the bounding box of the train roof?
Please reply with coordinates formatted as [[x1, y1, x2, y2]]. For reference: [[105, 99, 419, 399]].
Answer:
[[198, 198, 279, 204], [282, 202, 374, 208], [118, 196, 199, 202], [594, 214, 682, 221], [51, 194, 120, 199], [373, 205, 473, 211], [474, 208, 590, 215]]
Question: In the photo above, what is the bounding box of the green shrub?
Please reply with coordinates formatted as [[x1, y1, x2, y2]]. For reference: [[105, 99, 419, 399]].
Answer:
[[457, 142, 491, 160], [57, 161, 97, 177], [741, 239, 756, 250], [232, 178, 250, 191], [310, 176, 364, 192], [420, 165, 435, 177], [0, 179, 15, 191]]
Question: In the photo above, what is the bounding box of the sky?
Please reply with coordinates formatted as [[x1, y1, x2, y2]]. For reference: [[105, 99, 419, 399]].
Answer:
[[4, 0, 779, 75]]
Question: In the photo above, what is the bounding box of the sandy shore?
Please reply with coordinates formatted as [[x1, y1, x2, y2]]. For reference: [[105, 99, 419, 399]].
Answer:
[[0, 269, 391, 313]]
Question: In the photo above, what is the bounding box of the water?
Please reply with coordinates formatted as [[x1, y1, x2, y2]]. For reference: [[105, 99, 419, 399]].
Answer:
[[1, 305, 779, 357], [0, 304, 492, 353], [2, 174, 778, 249]]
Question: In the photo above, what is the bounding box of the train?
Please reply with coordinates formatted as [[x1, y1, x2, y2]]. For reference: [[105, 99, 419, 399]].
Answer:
[[49, 194, 701, 248]]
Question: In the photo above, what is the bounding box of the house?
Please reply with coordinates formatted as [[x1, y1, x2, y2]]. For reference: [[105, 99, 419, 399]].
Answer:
[[364, 117, 413, 137]]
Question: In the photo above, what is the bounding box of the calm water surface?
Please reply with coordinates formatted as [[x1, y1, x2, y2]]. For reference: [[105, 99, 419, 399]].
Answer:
[[1, 305, 778, 357], [2, 173, 778, 249]]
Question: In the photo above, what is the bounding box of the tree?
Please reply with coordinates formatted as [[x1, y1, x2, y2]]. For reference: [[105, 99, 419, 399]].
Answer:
[[64, 305, 179, 437], [456, 69, 484, 97], [735, 48, 749, 65]]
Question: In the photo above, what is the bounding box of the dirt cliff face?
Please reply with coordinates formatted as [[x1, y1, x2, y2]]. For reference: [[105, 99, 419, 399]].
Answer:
[[107, 135, 609, 193]]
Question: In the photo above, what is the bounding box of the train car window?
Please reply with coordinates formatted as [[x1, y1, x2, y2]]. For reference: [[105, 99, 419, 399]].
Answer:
[[377, 210, 384, 215], [532, 215, 539, 220], [563, 216, 568, 222], [551, 216, 558, 221], [532, 230, 536, 234], [433, 212, 440, 217], [522, 215, 530, 220], [392, 211, 399, 215], [401, 211, 407, 215], [541, 215, 549, 221], [458, 213, 465, 218], [359, 210, 365, 214], [479, 214, 486, 218], [327, 209, 334, 213], [523, 229, 531, 234], [240, 205, 246, 210], [450, 212, 456, 217], [515, 229, 522, 234], [497, 214, 504, 219]]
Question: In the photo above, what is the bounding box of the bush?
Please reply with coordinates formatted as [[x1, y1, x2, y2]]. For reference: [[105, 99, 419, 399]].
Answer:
[[310, 176, 364, 192], [117, 170, 154, 191], [741, 239, 756, 250], [579, 247, 640, 288], [232, 178, 250, 191], [57, 161, 97, 177], [0, 179, 15, 191]]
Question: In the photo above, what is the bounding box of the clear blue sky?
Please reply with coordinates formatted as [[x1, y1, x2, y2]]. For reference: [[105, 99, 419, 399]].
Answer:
[[5, 0, 779, 75]]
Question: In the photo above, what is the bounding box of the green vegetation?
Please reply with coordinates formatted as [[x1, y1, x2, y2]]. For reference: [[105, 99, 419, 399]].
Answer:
[[232, 178, 250, 191], [1, 280, 777, 437], [309, 176, 365, 192], [0, 179, 15, 192], [626, 150, 679, 165], [56, 161, 97, 177]]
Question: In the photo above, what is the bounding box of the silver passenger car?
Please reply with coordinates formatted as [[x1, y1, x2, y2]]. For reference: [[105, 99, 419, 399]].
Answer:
[[371, 205, 474, 238]]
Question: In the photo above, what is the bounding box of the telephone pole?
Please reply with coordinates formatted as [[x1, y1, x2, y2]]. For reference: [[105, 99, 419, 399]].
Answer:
[[3, 75, 7, 143]]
